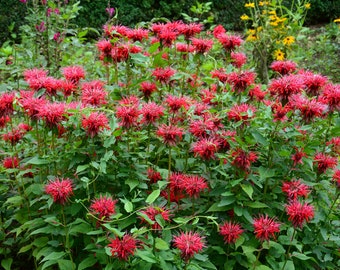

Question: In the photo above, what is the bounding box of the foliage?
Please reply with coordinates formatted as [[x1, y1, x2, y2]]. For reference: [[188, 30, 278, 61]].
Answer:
[[0, 1, 340, 270]]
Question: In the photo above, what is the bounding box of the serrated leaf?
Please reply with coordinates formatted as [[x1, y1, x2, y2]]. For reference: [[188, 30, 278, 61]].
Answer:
[[241, 184, 253, 200], [58, 260, 75, 270], [135, 250, 157, 263], [146, 189, 160, 204], [291, 252, 311, 260], [255, 265, 272, 270]]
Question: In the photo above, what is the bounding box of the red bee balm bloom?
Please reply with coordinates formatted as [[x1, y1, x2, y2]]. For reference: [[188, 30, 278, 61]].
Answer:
[[90, 196, 117, 220], [253, 215, 280, 242], [286, 200, 314, 228], [152, 67, 176, 84], [82, 112, 109, 137], [139, 81, 157, 98], [3, 157, 20, 169], [231, 149, 258, 171], [181, 175, 208, 198], [191, 38, 214, 54], [62, 65, 85, 84], [0, 93, 15, 117], [228, 103, 256, 122], [156, 124, 184, 146], [282, 179, 310, 200], [313, 152, 338, 174], [139, 206, 170, 230], [147, 168, 162, 184], [45, 178, 73, 204], [37, 102, 67, 128], [270, 60, 297, 75], [173, 231, 205, 261], [192, 137, 220, 160], [333, 170, 340, 189], [108, 234, 137, 261], [81, 80, 107, 107], [140, 102, 164, 125], [219, 221, 244, 244]]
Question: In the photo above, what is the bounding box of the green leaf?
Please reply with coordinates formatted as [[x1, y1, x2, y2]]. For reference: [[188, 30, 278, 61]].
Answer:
[[241, 184, 253, 200], [78, 256, 97, 270], [58, 260, 75, 270], [155, 237, 169, 250], [251, 130, 269, 146], [26, 156, 50, 165], [291, 252, 311, 261], [207, 202, 230, 212], [255, 265, 272, 270], [18, 244, 33, 254], [217, 196, 235, 206], [124, 200, 133, 213], [280, 260, 295, 270], [146, 189, 160, 204], [41, 251, 66, 262], [258, 167, 276, 180], [244, 201, 268, 208], [135, 250, 157, 263], [125, 179, 139, 191], [76, 165, 89, 174], [1, 258, 13, 270]]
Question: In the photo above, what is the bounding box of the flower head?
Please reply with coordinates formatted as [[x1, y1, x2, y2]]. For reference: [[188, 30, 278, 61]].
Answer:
[[181, 175, 208, 198], [139, 206, 171, 229], [227, 71, 256, 93], [152, 67, 176, 84], [81, 80, 107, 107], [62, 66, 85, 84], [282, 179, 310, 200], [173, 231, 205, 261], [82, 112, 109, 137], [313, 152, 338, 174], [228, 103, 256, 122], [37, 102, 67, 128], [108, 234, 137, 260], [286, 200, 314, 228], [269, 74, 304, 104], [156, 124, 184, 146], [191, 38, 214, 54], [231, 148, 258, 171], [140, 102, 164, 125], [3, 156, 20, 169], [217, 34, 243, 52], [253, 215, 280, 242], [147, 168, 162, 184], [0, 93, 15, 117], [90, 195, 117, 220], [220, 221, 244, 244], [139, 81, 157, 98], [270, 60, 297, 75], [192, 138, 220, 160], [45, 178, 73, 204]]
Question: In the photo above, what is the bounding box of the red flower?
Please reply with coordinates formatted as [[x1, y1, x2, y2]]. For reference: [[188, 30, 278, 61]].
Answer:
[[139, 206, 171, 230], [191, 38, 214, 54], [147, 168, 162, 184], [165, 95, 190, 113], [82, 112, 109, 137], [231, 148, 258, 171], [300, 71, 327, 96], [176, 43, 195, 54], [96, 39, 112, 56], [45, 178, 73, 204], [0, 116, 10, 129], [158, 28, 179, 47], [173, 231, 205, 261], [116, 97, 140, 129], [269, 74, 304, 104], [271, 102, 290, 122], [211, 68, 228, 83], [108, 234, 137, 260], [217, 34, 243, 52], [327, 137, 340, 155], [286, 200, 314, 228], [282, 179, 310, 200], [62, 65, 85, 84], [192, 138, 220, 160], [270, 60, 297, 75], [37, 102, 67, 128], [110, 44, 130, 63], [3, 156, 20, 169], [126, 28, 149, 42], [189, 118, 216, 138], [231, 52, 247, 68], [23, 68, 48, 81], [81, 80, 107, 106], [253, 215, 280, 242], [59, 80, 77, 97], [289, 94, 326, 123], [228, 103, 256, 122], [248, 85, 267, 101], [333, 170, 340, 188], [140, 102, 164, 125], [227, 71, 256, 93], [181, 175, 208, 198], [103, 25, 129, 39], [313, 152, 338, 174], [219, 221, 244, 244], [152, 67, 176, 84], [213, 24, 226, 38], [0, 92, 15, 117], [3, 123, 31, 145], [139, 81, 157, 98], [319, 83, 340, 112], [90, 195, 117, 220], [180, 22, 203, 39], [156, 124, 184, 146], [291, 147, 307, 166]]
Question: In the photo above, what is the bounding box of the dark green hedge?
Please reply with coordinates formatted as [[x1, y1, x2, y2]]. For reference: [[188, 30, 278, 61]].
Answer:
[[0, 0, 339, 44]]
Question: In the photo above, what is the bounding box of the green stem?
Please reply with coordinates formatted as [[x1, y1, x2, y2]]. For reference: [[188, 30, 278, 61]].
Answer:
[[253, 246, 262, 270], [167, 147, 172, 207], [281, 229, 296, 270], [62, 206, 75, 269], [325, 192, 340, 224]]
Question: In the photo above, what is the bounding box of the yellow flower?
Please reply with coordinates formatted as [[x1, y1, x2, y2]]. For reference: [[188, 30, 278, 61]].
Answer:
[[257, 26, 263, 32], [270, 20, 279, 27], [246, 35, 257, 42], [245, 2, 255, 8], [304, 3, 311, 9], [241, 14, 250, 21], [268, 10, 276, 15], [283, 36, 295, 46], [259, 1, 269, 6], [274, 49, 285, 60], [334, 18, 340, 23]]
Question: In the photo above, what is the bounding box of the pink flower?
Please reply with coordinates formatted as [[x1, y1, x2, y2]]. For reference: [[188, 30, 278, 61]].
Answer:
[[291, 147, 307, 166], [0, 92, 15, 117], [139, 81, 157, 98], [115, 97, 141, 129], [269, 74, 304, 104], [45, 178, 73, 204], [327, 137, 340, 155], [211, 68, 228, 83], [126, 28, 149, 42], [19, 90, 47, 120], [300, 71, 327, 96], [319, 83, 340, 112], [37, 102, 67, 128], [90, 195, 117, 220], [253, 215, 280, 242], [173, 231, 205, 261], [228, 103, 256, 122], [108, 234, 137, 260], [180, 23, 203, 39], [156, 124, 184, 146], [217, 34, 243, 52], [282, 179, 310, 200], [227, 71, 256, 93], [81, 80, 107, 106], [23, 68, 48, 81], [181, 175, 208, 198], [219, 221, 244, 244], [152, 67, 176, 84], [231, 52, 247, 68], [213, 25, 226, 38], [82, 112, 109, 137], [157, 28, 179, 47], [248, 85, 267, 101], [165, 95, 190, 113], [286, 200, 314, 228]]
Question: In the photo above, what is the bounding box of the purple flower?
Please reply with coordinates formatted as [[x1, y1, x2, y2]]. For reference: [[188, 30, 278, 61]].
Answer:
[[106, 7, 115, 18]]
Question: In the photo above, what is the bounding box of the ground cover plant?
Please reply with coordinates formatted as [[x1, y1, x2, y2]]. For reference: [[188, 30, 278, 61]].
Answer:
[[0, 1, 339, 269]]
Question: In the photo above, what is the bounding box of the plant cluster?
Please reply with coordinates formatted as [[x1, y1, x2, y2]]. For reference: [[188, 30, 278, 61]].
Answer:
[[0, 1, 339, 270]]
